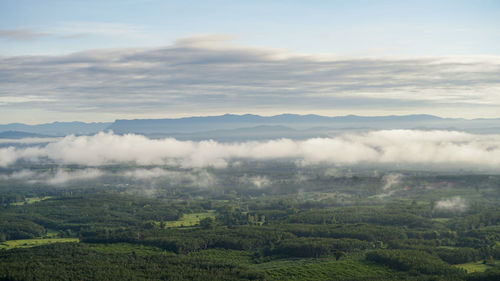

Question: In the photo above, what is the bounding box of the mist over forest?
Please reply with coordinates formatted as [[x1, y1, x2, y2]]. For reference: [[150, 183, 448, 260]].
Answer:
[[1, 114, 500, 281], [2, 1, 500, 280]]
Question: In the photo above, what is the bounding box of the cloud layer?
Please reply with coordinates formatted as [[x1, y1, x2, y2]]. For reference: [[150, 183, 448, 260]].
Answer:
[[0, 167, 216, 188], [1, 130, 500, 171], [1, 36, 500, 120]]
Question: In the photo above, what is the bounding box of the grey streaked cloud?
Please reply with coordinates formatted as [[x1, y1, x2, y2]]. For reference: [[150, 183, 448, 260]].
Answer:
[[1, 35, 500, 118], [1, 130, 500, 171], [0, 29, 50, 41]]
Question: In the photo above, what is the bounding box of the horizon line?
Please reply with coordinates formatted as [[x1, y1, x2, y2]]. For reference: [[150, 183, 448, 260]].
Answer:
[[2, 112, 498, 126]]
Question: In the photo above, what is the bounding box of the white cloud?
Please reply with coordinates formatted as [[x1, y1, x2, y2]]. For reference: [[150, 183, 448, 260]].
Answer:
[[372, 173, 405, 198], [1, 130, 500, 171], [0, 147, 17, 167], [382, 173, 404, 190], [123, 167, 173, 179], [122, 167, 216, 188], [0, 168, 103, 185], [47, 168, 103, 185], [435, 196, 467, 212], [240, 175, 271, 189], [0, 169, 37, 180]]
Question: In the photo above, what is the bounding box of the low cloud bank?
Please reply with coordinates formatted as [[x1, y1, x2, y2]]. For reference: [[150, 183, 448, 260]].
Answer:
[[0, 167, 216, 187], [0, 168, 103, 185], [1, 130, 500, 170]]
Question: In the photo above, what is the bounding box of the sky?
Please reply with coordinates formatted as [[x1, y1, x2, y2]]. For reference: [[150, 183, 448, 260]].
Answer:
[[1, 0, 500, 124]]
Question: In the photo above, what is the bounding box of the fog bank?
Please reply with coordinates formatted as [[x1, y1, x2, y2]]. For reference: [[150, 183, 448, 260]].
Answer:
[[1, 130, 500, 170]]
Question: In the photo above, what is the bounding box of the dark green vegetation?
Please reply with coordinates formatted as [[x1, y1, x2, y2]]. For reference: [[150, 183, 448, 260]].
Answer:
[[1, 165, 500, 280]]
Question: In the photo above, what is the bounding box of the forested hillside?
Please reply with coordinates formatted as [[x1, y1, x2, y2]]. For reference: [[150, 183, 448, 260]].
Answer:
[[1, 170, 499, 280]]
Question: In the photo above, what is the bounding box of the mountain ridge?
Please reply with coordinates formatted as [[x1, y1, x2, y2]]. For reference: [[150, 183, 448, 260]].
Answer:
[[1, 114, 500, 138]]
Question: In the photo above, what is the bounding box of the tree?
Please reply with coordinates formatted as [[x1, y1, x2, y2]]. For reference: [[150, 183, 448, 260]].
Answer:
[[200, 217, 215, 229], [333, 250, 346, 260]]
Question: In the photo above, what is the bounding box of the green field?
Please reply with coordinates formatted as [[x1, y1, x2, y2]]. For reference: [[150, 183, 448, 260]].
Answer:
[[11, 196, 52, 206], [455, 260, 499, 273], [0, 238, 78, 250], [431, 218, 451, 223], [42, 228, 60, 238], [163, 210, 216, 228]]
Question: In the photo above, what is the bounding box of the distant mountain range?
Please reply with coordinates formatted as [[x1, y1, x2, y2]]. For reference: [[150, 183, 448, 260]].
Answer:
[[0, 122, 110, 136], [0, 131, 53, 139], [1, 114, 499, 141]]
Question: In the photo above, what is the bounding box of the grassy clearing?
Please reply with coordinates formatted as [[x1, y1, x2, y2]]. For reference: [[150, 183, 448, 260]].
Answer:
[[261, 258, 397, 281], [431, 218, 451, 223], [87, 243, 168, 256], [455, 260, 499, 273], [42, 229, 60, 238], [11, 196, 52, 206], [0, 238, 78, 250], [163, 210, 216, 228]]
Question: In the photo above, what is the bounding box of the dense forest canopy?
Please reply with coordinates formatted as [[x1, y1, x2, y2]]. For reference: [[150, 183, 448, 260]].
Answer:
[[1, 161, 499, 280]]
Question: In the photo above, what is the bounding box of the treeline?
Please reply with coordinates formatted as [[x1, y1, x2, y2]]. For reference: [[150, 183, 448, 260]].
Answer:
[[287, 205, 432, 228], [1, 178, 500, 280], [366, 249, 465, 277], [0, 243, 265, 281], [366, 249, 500, 281], [269, 237, 372, 258], [0, 193, 192, 241], [81, 226, 295, 254]]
